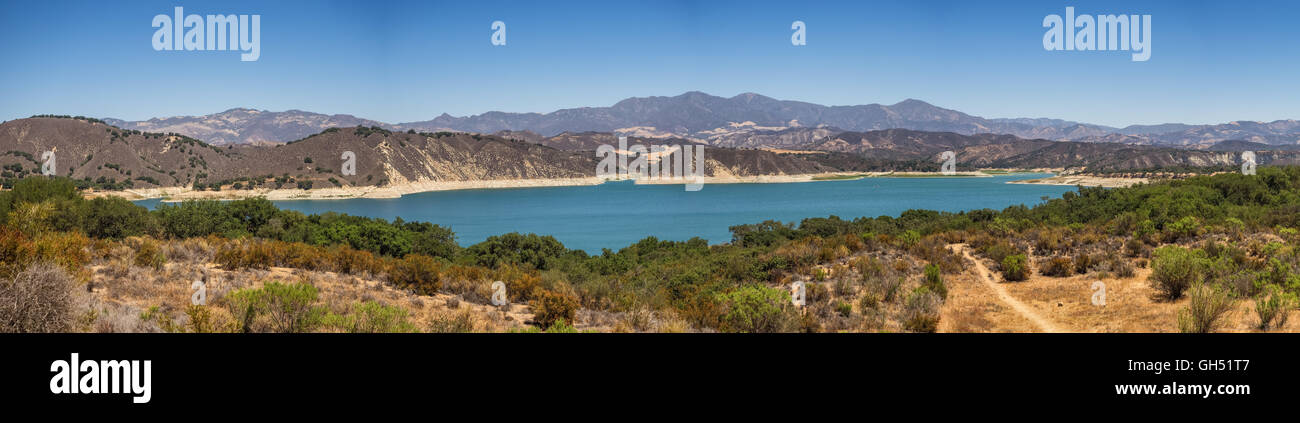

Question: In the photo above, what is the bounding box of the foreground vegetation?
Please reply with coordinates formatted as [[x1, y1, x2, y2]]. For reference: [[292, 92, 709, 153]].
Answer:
[[2, 166, 1299, 332]]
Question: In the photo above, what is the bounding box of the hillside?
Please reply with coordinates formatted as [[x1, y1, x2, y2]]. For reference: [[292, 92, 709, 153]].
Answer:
[[808, 129, 1298, 170], [0, 117, 855, 192], [9, 117, 1298, 196]]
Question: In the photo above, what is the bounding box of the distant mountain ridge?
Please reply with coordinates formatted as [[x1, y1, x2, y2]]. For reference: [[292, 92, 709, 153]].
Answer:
[[395, 92, 1121, 141], [6, 117, 1300, 194], [100, 92, 1300, 148], [104, 108, 388, 146]]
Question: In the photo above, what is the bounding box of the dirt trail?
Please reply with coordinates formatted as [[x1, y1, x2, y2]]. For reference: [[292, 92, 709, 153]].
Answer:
[[951, 244, 1064, 333]]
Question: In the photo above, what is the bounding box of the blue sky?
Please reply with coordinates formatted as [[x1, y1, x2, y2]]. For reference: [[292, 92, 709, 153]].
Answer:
[[1, 0, 1297, 127]]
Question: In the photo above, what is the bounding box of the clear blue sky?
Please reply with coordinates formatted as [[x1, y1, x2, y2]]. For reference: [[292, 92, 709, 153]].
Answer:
[[1, 0, 1297, 127]]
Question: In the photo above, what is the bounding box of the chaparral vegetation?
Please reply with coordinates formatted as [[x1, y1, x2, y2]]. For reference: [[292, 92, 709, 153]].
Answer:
[[2, 166, 1299, 333]]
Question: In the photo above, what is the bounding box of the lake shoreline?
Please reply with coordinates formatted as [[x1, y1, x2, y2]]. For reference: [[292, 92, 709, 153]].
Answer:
[[1007, 175, 1149, 188], [88, 170, 1011, 202]]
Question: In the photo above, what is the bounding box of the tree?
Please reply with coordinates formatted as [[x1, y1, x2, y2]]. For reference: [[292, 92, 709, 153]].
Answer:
[[82, 196, 155, 239], [462, 233, 567, 270]]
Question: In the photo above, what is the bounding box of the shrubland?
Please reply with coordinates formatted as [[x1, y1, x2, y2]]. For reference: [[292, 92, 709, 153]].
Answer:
[[1, 166, 1299, 332]]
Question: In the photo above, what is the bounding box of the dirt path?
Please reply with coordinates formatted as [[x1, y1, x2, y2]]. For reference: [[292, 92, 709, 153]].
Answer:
[[952, 244, 1064, 333]]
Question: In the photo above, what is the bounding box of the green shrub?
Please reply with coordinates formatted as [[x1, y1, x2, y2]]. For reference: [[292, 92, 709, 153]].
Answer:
[[226, 285, 267, 333], [1177, 284, 1235, 333], [225, 281, 324, 333], [1001, 254, 1028, 281], [1150, 246, 1206, 300], [922, 263, 946, 299], [260, 281, 324, 333], [543, 319, 580, 333], [1254, 285, 1294, 331], [326, 301, 416, 333], [858, 291, 880, 310], [1165, 216, 1201, 242], [714, 285, 797, 333], [834, 301, 852, 318], [983, 240, 1021, 267]]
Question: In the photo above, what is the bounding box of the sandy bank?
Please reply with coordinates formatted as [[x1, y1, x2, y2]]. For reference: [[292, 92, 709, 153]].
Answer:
[[85, 170, 1012, 201], [1008, 175, 1149, 188]]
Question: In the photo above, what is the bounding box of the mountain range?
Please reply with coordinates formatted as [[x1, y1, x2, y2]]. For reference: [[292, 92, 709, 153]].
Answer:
[[0, 117, 849, 191], [5, 117, 1297, 193], [99, 92, 1300, 149]]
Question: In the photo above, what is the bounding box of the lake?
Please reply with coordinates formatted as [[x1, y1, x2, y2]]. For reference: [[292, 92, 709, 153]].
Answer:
[[136, 173, 1075, 253]]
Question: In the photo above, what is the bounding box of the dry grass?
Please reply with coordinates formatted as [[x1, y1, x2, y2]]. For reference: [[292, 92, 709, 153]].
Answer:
[[948, 248, 1298, 333]]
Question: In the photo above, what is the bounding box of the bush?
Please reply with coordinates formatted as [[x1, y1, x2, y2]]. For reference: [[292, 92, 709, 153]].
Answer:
[[1254, 285, 1294, 331], [225, 281, 324, 333], [860, 274, 903, 303], [1110, 256, 1135, 278], [1001, 254, 1028, 281], [260, 281, 324, 333], [1177, 284, 1235, 333], [1124, 237, 1147, 258], [530, 290, 578, 329], [0, 262, 78, 332], [1039, 256, 1073, 277], [1150, 246, 1206, 300], [82, 196, 156, 239], [132, 237, 166, 270], [805, 280, 829, 304], [326, 301, 416, 333], [1072, 253, 1096, 275], [462, 233, 567, 270], [714, 285, 797, 333], [214, 239, 275, 270], [387, 254, 441, 295], [922, 263, 946, 299], [982, 240, 1021, 267], [834, 301, 852, 318], [902, 288, 941, 333], [226, 285, 267, 333], [427, 309, 476, 333], [1165, 216, 1201, 242]]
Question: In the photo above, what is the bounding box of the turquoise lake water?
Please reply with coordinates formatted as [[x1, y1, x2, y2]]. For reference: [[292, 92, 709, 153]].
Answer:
[[135, 173, 1075, 253]]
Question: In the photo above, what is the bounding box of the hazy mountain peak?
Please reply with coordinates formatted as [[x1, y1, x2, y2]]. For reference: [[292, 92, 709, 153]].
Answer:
[[97, 92, 1300, 148]]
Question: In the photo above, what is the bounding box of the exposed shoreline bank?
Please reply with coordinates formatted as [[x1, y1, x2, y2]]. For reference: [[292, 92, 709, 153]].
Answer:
[[1008, 174, 1149, 188], [85, 170, 1045, 202]]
